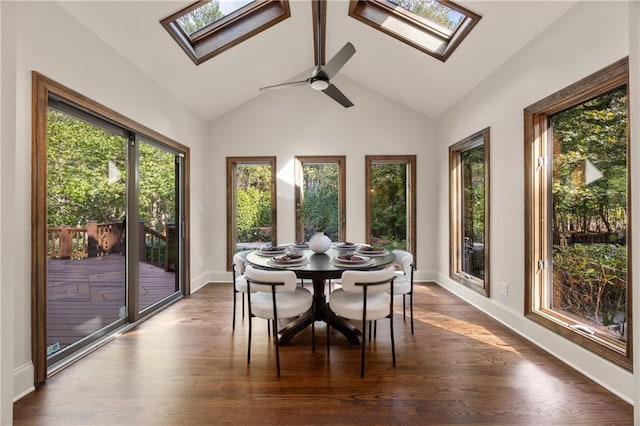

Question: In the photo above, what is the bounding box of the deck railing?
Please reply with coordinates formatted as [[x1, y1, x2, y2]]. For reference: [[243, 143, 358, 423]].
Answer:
[[48, 221, 176, 271]]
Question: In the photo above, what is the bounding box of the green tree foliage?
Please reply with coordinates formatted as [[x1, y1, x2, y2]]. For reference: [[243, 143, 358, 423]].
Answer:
[[461, 144, 485, 278], [552, 86, 628, 234], [235, 164, 272, 242], [370, 163, 407, 248], [554, 244, 626, 334], [551, 86, 628, 340], [139, 142, 176, 232], [392, 0, 454, 29], [47, 109, 176, 233], [301, 163, 339, 241], [47, 109, 127, 227], [461, 144, 484, 243], [176, 1, 224, 35]]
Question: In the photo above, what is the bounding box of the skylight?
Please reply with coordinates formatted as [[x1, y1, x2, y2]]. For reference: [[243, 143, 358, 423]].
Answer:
[[176, 0, 255, 36], [161, 0, 290, 65], [349, 0, 480, 62]]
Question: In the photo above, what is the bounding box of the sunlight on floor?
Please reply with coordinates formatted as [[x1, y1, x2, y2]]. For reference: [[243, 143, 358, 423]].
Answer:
[[409, 308, 521, 355]]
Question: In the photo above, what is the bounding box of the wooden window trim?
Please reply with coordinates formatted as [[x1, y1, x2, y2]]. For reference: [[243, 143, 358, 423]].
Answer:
[[365, 155, 417, 264], [523, 57, 632, 370], [449, 127, 490, 296], [294, 156, 346, 243], [161, 0, 290, 65], [226, 156, 277, 270], [348, 0, 480, 62]]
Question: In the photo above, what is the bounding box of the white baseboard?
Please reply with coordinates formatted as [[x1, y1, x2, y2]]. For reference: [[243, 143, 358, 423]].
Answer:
[[12, 362, 34, 402], [190, 271, 211, 293]]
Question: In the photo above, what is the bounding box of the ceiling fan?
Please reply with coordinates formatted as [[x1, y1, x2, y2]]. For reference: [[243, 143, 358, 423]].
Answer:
[[259, 1, 356, 108]]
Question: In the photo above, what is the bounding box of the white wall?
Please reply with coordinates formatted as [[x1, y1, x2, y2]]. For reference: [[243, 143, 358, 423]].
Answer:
[[206, 75, 437, 282], [0, 2, 9, 423], [435, 1, 634, 402], [1, 1, 210, 417], [629, 1, 640, 423]]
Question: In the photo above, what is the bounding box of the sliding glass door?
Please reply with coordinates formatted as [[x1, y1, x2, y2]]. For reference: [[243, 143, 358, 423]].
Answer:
[[38, 82, 186, 376], [137, 138, 183, 313]]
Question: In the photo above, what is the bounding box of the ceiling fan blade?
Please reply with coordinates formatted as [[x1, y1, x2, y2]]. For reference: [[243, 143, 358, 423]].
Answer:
[[259, 79, 309, 92], [322, 83, 354, 108], [323, 42, 356, 80]]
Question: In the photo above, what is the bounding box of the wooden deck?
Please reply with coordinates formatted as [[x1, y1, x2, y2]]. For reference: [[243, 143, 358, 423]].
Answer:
[[14, 282, 633, 425], [47, 255, 177, 350]]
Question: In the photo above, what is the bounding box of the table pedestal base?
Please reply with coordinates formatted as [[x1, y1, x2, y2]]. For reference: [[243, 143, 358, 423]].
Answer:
[[278, 278, 361, 345]]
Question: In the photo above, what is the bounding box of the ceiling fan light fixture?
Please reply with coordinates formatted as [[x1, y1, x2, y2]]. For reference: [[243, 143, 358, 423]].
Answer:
[[310, 78, 329, 91]]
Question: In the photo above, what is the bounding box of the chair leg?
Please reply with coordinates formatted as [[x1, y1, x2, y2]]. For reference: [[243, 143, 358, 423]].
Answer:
[[326, 303, 331, 355], [273, 318, 281, 377], [390, 316, 396, 367], [402, 294, 407, 321], [361, 318, 367, 378], [311, 305, 316, 354], [247, 316, 252, 365], [241, 293, 245, 319], [232, 290, 237, 331], [409, 292, 414, 335]]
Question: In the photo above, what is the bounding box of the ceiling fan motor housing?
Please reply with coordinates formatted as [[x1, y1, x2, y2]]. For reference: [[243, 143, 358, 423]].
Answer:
[[310, 76, 330, 91]]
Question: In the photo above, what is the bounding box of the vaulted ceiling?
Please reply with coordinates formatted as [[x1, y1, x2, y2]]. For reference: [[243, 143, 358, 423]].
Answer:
[[57, 1, 577, 122]]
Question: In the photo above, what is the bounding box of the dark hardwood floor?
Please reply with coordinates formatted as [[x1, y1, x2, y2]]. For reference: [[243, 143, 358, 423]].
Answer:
[[13, 282, 633, 425]]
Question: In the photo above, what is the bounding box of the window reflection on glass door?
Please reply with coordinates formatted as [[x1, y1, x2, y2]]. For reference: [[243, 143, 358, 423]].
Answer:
[[137, 139, 182, 313]]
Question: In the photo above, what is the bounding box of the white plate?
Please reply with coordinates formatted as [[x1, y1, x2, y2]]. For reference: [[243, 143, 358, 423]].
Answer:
[[333, 254, 370, 264], [268, 259, 309, 268], [356, 247, 386, 256], [259, 246, 287, 256], [272, 254, 306, 264], [331, 259, 375, 268], [335, 242, 358, 250]]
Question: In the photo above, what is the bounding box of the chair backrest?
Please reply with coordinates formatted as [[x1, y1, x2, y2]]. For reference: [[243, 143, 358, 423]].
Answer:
[[244, 265, 298, 293], [340, 268, 397, 294], [233, 251, 250, 275], [392, 250, 413, 276]]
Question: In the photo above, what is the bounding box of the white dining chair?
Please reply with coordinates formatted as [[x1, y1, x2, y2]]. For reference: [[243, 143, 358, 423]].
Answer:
[[231, 250, 253, 331], [244, 265, 314, 377], [327, 267, 397, 378], [391, 249, 414, 334]]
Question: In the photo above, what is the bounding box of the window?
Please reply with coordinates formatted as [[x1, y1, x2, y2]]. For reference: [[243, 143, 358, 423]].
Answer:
[[524, 58, 631, 369], [348, 0, 480, 62], [449, 128, 490, 296], [161, 0, 290, 65], [294, 156, 346, 243], [226, 157, 277, 268], [176, 0, 254, 35], [366, 155, 416, 256]]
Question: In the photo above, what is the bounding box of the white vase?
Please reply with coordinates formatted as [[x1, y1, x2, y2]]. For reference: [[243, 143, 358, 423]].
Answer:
[[309, 232, 331, 254]]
